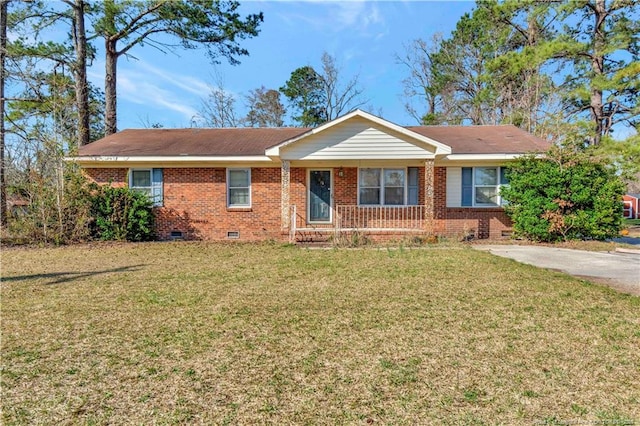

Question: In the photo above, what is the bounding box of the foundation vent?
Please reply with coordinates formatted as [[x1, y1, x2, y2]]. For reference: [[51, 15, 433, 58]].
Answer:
[[227, 231, 240, 239], [170, 230, 184, 240]]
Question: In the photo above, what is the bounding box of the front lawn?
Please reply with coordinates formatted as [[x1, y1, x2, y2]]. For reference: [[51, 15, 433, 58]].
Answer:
[[2, 242, 639, 424]]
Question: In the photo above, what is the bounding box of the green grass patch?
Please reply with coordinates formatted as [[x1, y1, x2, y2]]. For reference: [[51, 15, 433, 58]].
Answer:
[[2, 242, 639, 424]]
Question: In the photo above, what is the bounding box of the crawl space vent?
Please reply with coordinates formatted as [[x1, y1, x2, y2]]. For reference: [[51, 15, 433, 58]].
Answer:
[[169, 230, 184, 240], [227, 231, 240, 239]]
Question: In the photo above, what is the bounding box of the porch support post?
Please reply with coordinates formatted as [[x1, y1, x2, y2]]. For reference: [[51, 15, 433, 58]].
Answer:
[[424, 159, 435, 230], [281, 160, 291, 231]]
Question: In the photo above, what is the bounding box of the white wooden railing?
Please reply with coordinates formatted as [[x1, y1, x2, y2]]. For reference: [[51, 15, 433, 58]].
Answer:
[[288, 205, 430, 242], [289, 205, 297, 243], [335, 205, 427, 231]]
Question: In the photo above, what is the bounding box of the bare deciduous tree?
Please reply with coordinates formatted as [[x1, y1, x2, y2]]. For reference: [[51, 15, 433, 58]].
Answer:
[[245, 86, 286, 127], [320, 52, 368, 121], [197, 74, 240, 128]]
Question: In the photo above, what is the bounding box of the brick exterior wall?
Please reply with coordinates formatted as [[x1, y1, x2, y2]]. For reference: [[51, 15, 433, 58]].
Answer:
[[84, 165, 513, 241], [433, 166, 512, 239], [85, 167, 283, 241], [84, 168, 128, 187]]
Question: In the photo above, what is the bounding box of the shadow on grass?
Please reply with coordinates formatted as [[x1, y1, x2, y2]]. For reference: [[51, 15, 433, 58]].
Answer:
[[610, 237, 640, 246], [2, 265, 146, 285]]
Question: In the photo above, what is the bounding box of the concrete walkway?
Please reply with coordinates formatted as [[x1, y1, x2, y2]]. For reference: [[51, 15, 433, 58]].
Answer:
[[474, 245, 640, 296]]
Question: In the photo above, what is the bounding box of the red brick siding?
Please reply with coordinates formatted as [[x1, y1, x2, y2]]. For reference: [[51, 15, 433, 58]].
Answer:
[[84, 168, 128, 187], [333, 167, 358, 205], [84, 165, 512, 241], [290, 167, 307, 229], [433, 166, 512, 239], [85, 167, 282, 241]]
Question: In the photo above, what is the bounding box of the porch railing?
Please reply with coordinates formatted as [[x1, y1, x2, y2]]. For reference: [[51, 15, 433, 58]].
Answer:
[[289, 205, 297, 243], [288, 205, 430, 242], [335, 205, 427, 231]]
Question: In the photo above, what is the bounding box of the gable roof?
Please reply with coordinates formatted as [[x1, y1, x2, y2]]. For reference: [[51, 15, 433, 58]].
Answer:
[[407, 125, 550, 154], [75, 112, 550, 160], [265, 110, 452, 157]]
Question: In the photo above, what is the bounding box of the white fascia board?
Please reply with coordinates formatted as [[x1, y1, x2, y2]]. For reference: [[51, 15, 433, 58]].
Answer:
[[67, 155, 275, 166], [442, 154, 521, 161], [265, 109, 452, 157], [441, 153, 546, 161]]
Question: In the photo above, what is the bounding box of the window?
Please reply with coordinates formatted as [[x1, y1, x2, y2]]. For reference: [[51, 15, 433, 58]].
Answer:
[[474, 167, 498, 205], [359, 168, 381, 205], [129, 168, 163, 207], [407, 167, 419, 205], [358, 167, 419, 206], [461, 167, 508, 207], [227, 168, 251, 207]]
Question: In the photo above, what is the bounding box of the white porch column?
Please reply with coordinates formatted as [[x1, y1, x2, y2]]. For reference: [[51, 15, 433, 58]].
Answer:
[[281, 160, 291, 231]]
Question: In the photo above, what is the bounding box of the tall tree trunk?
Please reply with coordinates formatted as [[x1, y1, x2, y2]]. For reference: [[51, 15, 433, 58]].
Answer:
[[1, 0, 8, 227], [103, 0, 118, 135], [105, 38, 118, 135], [590, 0, 606, 146], [72, 0, 90, 147]]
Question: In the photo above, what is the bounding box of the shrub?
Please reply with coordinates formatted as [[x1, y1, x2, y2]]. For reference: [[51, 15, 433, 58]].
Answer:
[[90, 186, 155, 242], [501, 147, 625, 242], [3, 162, 155, 245], [4, 166, 96, 245]]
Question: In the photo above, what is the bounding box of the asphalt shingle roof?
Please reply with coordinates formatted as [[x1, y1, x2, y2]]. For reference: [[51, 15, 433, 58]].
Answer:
[[77, 124, 549, 157]]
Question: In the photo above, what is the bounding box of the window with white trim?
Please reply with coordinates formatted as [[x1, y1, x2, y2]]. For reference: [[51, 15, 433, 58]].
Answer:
[[129, 168, 163, 207], [358, 167, 419, 206], [227, 168, 251, 207], [462, 166, 508, 207]]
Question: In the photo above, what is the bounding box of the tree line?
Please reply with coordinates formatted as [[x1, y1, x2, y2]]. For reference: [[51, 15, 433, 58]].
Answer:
[[1, 0, 263, 230], [399, 0, 638, 146], [196, 51, 368, 128]]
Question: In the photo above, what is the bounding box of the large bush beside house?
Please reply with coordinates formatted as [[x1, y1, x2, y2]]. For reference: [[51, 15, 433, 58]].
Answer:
[[90, 186, 155, 242], [3, 169, 155, 245], [501, 148, 625, 242]]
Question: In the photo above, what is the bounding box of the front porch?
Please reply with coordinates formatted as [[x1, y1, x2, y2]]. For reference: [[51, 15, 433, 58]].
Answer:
[[280, 161, 437, 244], [270, 111, 450, 243], [288, 204, 435, 243]]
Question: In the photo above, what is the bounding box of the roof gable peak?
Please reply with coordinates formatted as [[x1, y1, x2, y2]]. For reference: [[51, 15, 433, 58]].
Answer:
[[266, 109, 452, 157]]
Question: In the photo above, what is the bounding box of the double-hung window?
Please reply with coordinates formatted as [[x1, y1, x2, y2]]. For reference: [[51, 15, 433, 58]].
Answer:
[[358, 167, 419, 206], [461, 167, 508, 207], [129, 168, 163, 206], [227, 168, 251, 208]]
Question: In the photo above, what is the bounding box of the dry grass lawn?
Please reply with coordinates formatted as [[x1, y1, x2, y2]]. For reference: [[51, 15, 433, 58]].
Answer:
[[2, 242, 639, 425]]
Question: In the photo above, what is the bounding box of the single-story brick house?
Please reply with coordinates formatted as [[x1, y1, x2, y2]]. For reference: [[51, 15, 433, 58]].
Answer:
[[73, 110, 550, 242]]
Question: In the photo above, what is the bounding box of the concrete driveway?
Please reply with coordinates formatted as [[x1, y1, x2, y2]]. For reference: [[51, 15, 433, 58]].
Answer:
[[474, 245, 640, 296]]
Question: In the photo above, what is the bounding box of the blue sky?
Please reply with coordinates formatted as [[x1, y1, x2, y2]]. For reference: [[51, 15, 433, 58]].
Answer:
[[86, 1, 476, 130]]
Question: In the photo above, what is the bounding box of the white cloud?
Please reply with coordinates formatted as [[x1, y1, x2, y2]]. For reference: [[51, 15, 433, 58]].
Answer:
[[276, 1, 385, 35], [117, 70, 200, 121], [86, 58, 206, 124], [136, 61, 210, 96]]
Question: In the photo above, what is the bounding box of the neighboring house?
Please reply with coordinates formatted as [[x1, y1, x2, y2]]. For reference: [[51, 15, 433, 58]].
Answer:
[[7, 195, 29, 217], [73, 110, 550, 242], [623, 194, 639, 219]]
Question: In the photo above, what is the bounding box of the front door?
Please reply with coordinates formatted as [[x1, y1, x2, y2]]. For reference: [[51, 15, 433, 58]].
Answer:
[[309, 170, 332, 222]]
